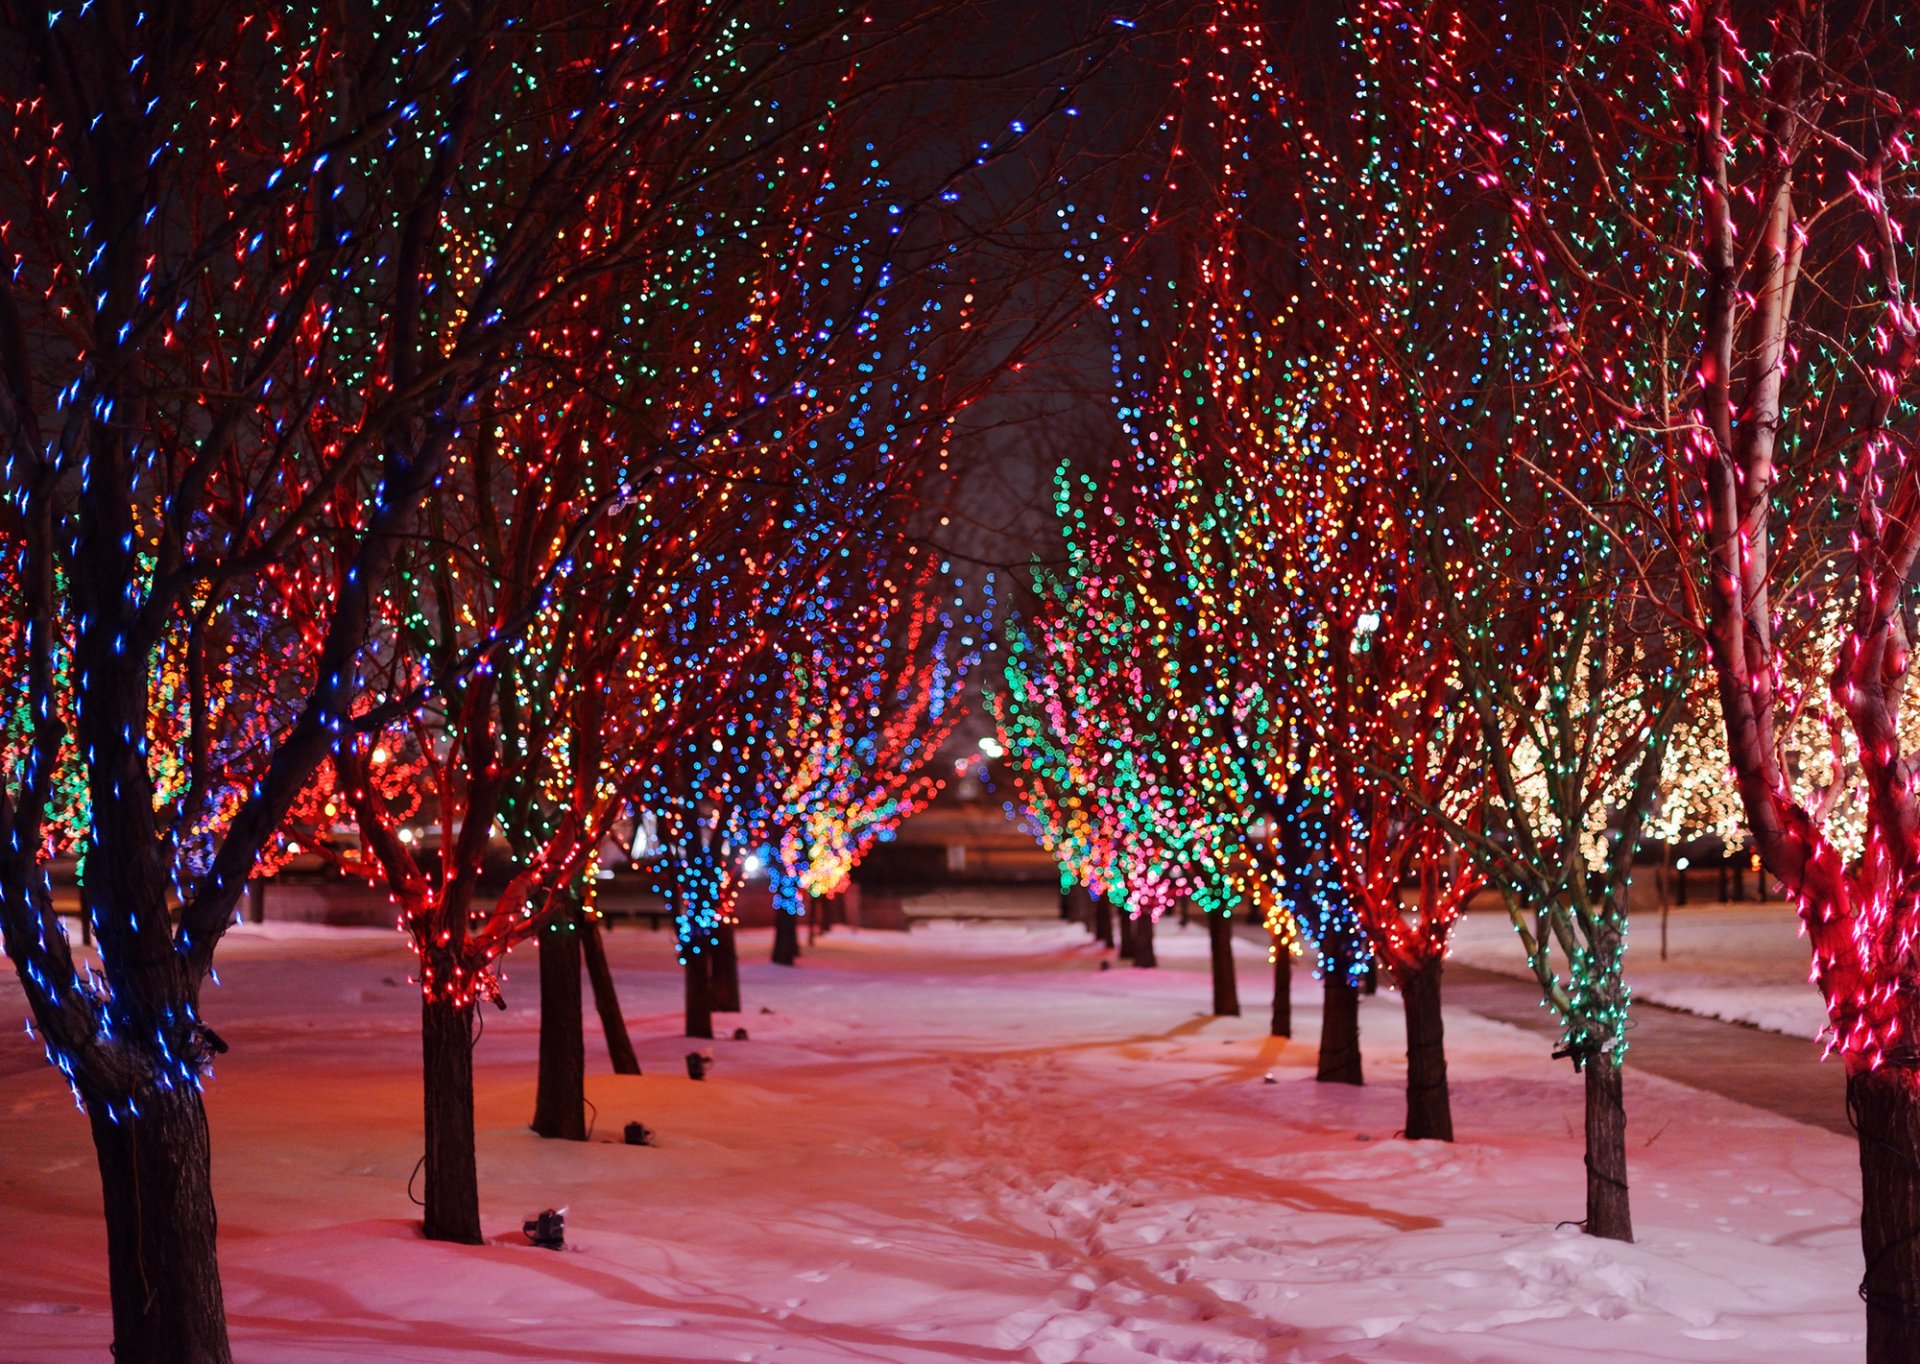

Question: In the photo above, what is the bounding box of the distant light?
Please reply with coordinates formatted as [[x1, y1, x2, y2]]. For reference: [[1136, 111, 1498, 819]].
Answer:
[[978, 736, 1005, 759], [1675, 857, 1689, 870], [743, 854, 764, 876], [398, 828, 416, 845], [372, 746, 390, 764]]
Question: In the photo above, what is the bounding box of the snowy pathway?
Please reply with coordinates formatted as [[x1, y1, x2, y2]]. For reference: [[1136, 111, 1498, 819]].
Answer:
[[1443, 963, 1848, 1136], [0, 917, 1865, 1362], [1450, 900, 1831, 1041]]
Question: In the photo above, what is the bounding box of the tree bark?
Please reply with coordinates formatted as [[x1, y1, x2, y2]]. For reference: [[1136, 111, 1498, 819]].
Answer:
[[1317, 972, 1363, 1085], [1132, 911, 1156, 968], [1094, 894, 1114, 948], [710, 920, 741, 1012], [1851, 1067, 1920, 1362], [684, 948, 714, 1039], [1208, 911, 1240, 1016], [580, 914, 641, 1074], [532, 917, 586, 1140], [421, 993, 483, 1243], [1400, 959, 1452, 1141], [1583, 1051, 1632, 1242], [1117, 906, 1136, 960], [88, 1083, 232, 1364], [1271, 940, 1293, 1037], [772, 910, 801, 966]]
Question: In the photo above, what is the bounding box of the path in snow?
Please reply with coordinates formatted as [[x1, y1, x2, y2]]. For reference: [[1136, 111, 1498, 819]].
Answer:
[[0, 915, 1866, 1362], [1442, 963, 1848, 1136], [1450, 900, 1831, 1041], [1234, 915, 1849, 1136]]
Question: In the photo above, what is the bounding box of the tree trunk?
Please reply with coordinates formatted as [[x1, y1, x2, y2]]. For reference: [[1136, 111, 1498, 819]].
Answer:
[[87, 1083, 232, 1364], [1317, 971, 1363, 1085], [1132, 911, 1156, 969], [1583, 1051, 1632, 1242], [1094, 894, 1114, 948], [532, 918, 586, 1141], [1852, 1067, 1920, 1363], [580, 914, 641, 1074], [1270, 941, 1292, 1037], [1208, 911, 1240, 1016], [710, 920, 741, 1012], [684, 948, 714, 1039], [1400, 960, 1452, 1141], [1117, 906, 1136, 960], [772, 910, 801, 966], [421, 993, 483, 1244]]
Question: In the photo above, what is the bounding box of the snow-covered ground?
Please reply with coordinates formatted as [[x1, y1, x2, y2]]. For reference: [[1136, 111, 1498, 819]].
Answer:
[[0, 914, 1862, 1362], [1449, 899, 1831, 1041]]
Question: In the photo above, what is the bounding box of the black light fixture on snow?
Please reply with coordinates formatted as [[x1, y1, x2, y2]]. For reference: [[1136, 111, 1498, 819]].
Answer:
[[523, 1207, 566, 1250]]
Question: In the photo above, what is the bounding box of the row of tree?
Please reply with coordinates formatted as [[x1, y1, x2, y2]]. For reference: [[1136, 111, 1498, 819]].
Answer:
[[995, 3, 1920, 1358], [0, 2, 1150, 1359]]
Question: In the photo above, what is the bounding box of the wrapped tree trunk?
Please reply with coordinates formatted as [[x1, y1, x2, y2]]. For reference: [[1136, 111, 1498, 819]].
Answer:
[[532, 915, 587, 1140], [1400, 959, 1451, 1140], [1583, 1050, 1632, 1242], [684, 947, 714, 1040], [1132, 911, 1157, 969], [1117, 905, 1136, 960], [1207, 911, 1240, 1016], [580, 914, 641, 1074], [1270, 941, 1293, 1037], [1852, 1068, 1920, 1362], [87, 1084, 230, 1364], [710, 920, 742, 1012], [1317, 967, 1363, 1085], [772, 910, 801, 966], [421, 993, 483, 1243]]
